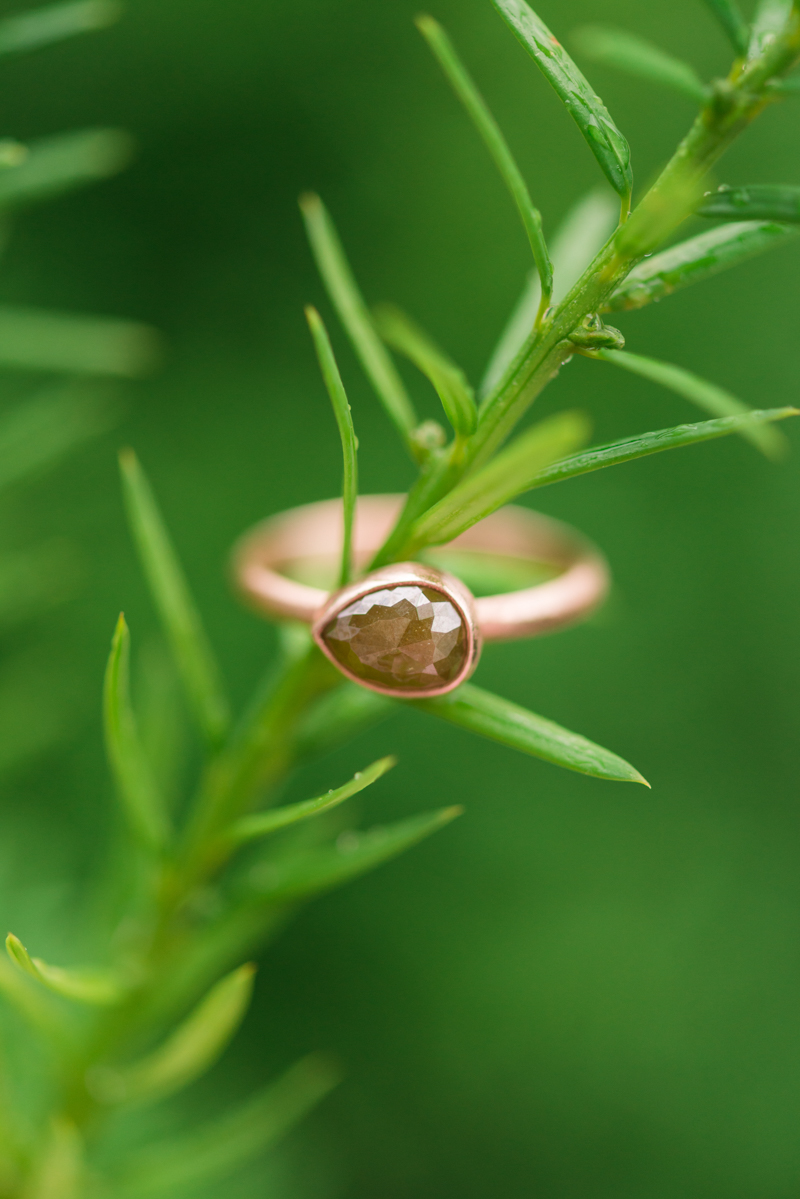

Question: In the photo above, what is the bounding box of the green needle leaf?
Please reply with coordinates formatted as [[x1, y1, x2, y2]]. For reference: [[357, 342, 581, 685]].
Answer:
[[115, 964, 256, 1104], [247, 808, 462, 902], [769, 73, 800, 91], [702, 0, 750, 55], [572, 25, 709, 103], [592, 347, 785, 457], [0, 128, 132, 210], [416, 15, 553, 314], [119, 450, 231, 749], [0, 953, 66, 1044], [603, 220, 800, 312], [104, 615, 170, 853], [748, 0, 793, 59], [0, 0, 121, 57], [415, 684, 648, 784], [23, 1117, 82, 1199], [305, 307, 358, 586], [698, 184, 800, 222], [481, 188, 618, 397], [111, 1055, 339, 1199], [227, 756, 397, 845], [5, 934, 122, 1006], [0, 305, 159, 376], [405, 411, 590, 552], [529, 408, 799, 491], [375, 303, 477, 437], [299, 193, 418, 450], [492, 0, 633, 205]]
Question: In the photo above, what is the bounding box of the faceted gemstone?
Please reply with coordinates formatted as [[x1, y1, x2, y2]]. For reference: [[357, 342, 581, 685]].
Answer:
[[322, 585, 467, 693]]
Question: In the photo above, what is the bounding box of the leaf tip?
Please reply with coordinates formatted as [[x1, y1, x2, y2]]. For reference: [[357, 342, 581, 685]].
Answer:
[[118, 446, 137, 474], [415, 13, 439, 35], [5, 932, 32, 974], [298, 191, 321, 217]]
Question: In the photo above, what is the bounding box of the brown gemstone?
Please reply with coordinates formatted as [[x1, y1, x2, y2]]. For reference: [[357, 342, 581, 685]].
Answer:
[[322, 584, 467, 693]]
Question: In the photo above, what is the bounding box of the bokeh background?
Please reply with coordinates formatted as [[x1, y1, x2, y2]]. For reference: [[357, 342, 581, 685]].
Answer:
[[2, 0, 800, 1195]]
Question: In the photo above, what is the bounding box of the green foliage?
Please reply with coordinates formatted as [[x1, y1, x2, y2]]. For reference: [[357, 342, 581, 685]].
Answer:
[[0, 0, 121, 57], [111, 1055, 339, 1199], [404, 411, 590, 552], [572, 25, 709, 102], [492, 0, 633, 206], [481, 188, 618, 396], [530, 409, 798, 491], [228, 757, 397, 845], [118, 965, 256, 1104], [0, 129, 132, 211], [415, 685, 648, 784], [702, 0, 750, 54], [3, 0, 800, 1196], [591, 347, 785, 457], [604, 220, 800, 312], [417, 14, 553, 318], [103, 614, 170, 852], [119, 450, 231, 748], [5, 935, 122, 1006], [698, 183, 800, 221], [375, 304, 477, 439], [0, 306, 157, 376], [246, 807, 463, 902], [299, 193, 418, 451], [305, 307, 359, 586]]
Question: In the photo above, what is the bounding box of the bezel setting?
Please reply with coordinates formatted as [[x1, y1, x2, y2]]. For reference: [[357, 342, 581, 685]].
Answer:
[[312, 561, 481, 698]]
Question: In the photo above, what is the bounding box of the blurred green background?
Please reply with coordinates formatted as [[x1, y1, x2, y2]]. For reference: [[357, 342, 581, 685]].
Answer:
[[3, 0, 800, 1195]]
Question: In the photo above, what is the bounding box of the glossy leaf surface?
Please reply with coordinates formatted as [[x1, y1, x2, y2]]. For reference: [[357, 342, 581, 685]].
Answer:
[[604, 221, 800, 312], [416, 684, 648, 784], [593, 348, 785, 456], [531, 408, 799, 491], [492, 0, 632, 200], [748, 0, 793, 58], [698, 184, 800, 222], [228, 756, 396, 844]]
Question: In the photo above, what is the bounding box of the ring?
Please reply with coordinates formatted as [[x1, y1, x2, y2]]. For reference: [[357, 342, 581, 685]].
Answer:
[[233, 495, 609, 699]]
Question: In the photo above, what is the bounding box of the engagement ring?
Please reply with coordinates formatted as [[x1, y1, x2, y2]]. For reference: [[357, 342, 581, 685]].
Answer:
[[233, 495, 609, 699]]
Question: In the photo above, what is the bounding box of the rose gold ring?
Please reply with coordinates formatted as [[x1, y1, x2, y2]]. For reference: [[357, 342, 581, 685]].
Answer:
[[232, 495, 609, 699]]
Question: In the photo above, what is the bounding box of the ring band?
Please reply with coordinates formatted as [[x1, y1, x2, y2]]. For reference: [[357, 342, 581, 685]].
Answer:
[[233, 495, 609, 698]]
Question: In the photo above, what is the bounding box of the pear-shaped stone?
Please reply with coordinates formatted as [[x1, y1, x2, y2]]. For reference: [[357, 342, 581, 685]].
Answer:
[[322, 584, 467, 692]]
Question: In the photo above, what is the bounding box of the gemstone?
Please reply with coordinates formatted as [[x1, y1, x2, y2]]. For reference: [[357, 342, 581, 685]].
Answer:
[[322, 585, 467, 693]]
